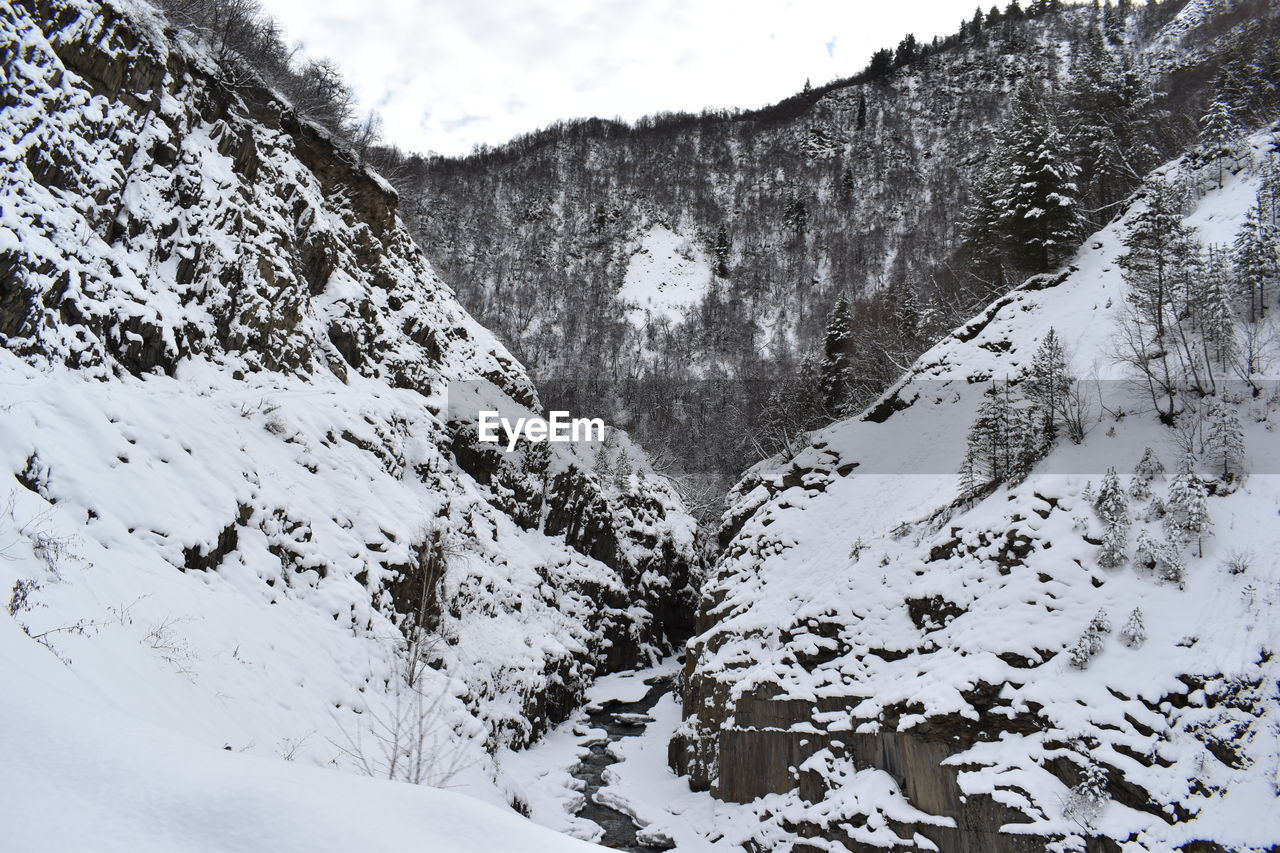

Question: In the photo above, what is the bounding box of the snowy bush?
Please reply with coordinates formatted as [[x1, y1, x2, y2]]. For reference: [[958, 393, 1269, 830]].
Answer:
[[1067, 610, 1111, 669]]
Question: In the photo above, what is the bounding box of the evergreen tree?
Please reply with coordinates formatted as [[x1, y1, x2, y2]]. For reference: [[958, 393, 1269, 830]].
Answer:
[[1094, 468, 1129, 568], [961, 158, 1009, 292], [1130, 446, 1164, 499], [1120, 608, 1145, 647], [994, 84, 1081, 273], [1164, 453, 1211, 556], [1203, 397, 1245, 480], [712, 225, 731, 277], [613, 448, 633, 492], [1233, 197, 1278, 322], [1094, 467, 1129, 529], [1199, 246, 1239, 375], [593, 445, 613, 482], [1195, 97, 1243, 190], [819, 295, 856, 415], [1024, 327, 1071, 442], [1118, 179, 1196, 342], [1065, 31, 1160, 218]]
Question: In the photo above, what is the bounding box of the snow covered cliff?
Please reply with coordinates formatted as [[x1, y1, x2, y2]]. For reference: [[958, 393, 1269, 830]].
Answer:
[[0, 0, 695, 843]]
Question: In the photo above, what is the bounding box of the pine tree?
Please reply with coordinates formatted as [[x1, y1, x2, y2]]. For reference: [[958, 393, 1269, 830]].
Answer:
[[1130, 446, 1164, 500], [1203, 397, 1245, 480], [1065, 28, 1159, 216], [819, 295, 856, 415], [1195, 97, 1243, 190], [1233, 197, 1278, 323], [1120, 608, 1145, 647], [1023, 327, 1071, 442], [1118, 178, 1196, 343], [1164, 453, 1211, 556], [961, 159, 1009, 291], [613, 449, 633, 492], [1094, 467, 1129, 568], [712, 225, 731, 277], [1064, 757, 1110, 828], [994, 84, 1081, 273], [1199, 246, 1239, 376], [593, 445, 613, 482], [1094, 467, 1129, 528]]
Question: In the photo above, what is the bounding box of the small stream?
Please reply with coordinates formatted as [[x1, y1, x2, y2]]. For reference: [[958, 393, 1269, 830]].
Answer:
[[571, 672, 675, 851]]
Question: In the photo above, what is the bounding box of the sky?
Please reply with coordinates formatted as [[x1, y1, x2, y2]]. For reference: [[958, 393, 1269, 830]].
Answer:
[[256, 0, 987, 158]]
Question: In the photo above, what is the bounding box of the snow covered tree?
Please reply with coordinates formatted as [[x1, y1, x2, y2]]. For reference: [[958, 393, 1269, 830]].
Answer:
[[1233, 197, 1278, 323], [1164, 453, 1211, 556], [1023, 327, 1072, 443], [593, 445, 613, 482], [1194, 97, 1243, 190], [1064, 756, 1110, 829], [1199, 246, 1239, 379], [1120, 607, 1146, 648], [994, 84, 1081, 273], [1203, 397, 1245, 481], [1129, 446, 1163, 500], [1094, 467, 1129, 528], [819, 295, 856, 415], [1067, 610, 1110, 668], [962, 381, 1038, 486], [613, 449, 633, 492], [1137, 529, 1184, 584], [1065, 28, 1159, 218], [960, 159, 1010, 293], [1119, 179, 1196, 343], [1094, 468, 1129, 568]]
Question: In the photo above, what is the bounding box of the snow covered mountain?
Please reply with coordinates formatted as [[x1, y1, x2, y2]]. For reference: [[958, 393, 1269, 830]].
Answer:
[[671, 131, 1280, 851], [0, 0, 697, 844], [399, 0, 1277, 497]]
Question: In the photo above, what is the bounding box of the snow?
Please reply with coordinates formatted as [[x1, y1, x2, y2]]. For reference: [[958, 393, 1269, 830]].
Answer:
[[0, 611, 602, 853], [616, 226, 714, 327], [681, 133, 1280, 849]]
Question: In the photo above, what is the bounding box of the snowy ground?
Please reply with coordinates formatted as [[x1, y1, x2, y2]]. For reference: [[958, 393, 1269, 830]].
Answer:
[[616, 226, 714, 328]]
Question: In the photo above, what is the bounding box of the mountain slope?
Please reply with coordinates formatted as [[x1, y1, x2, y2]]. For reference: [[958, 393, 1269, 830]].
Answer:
[[672, 132, 1280, 851], [397, 0, 1275, 495], [0, 0, 696, 835]]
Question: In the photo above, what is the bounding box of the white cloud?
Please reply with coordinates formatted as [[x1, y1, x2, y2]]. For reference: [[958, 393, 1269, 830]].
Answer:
[[256, 0, 985, 156]]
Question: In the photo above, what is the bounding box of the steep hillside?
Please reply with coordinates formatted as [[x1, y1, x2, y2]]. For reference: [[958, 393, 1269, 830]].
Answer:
[[671, 132, 1280, 851], [401, 0, 1276, 495], [0, 0, 696, 836]]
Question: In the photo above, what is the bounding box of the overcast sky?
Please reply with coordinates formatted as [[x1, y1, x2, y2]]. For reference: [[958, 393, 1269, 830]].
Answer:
[[257, 0, 985, 157]]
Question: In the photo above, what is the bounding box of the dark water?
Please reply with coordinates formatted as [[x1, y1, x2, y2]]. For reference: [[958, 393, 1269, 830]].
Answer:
[[570, 673, 675, 852]]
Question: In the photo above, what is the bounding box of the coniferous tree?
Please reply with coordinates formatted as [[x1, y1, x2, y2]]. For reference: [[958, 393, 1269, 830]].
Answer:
[[819, 295, 856, 415], [1233, 196, 1278, 323], [712, 226, 731, 277], [613, 449, 633, 492], [1203, 398, 1245, 480], [1164, 453, 1211, 556], [1199, 246, 1239, 378], [1094, 467, 1130, 568], [1130, 446, 1164, 499], [1024, 327, 1071, 442], [593, 445, 613, 482], [994, 84, 1081, 273], [961, 159, 1009, 293], [1195, 97, 1243, 190], [1120, 608, 1146, 647]]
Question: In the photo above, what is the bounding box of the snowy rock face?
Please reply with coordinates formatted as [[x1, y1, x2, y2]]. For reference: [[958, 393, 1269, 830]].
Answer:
[[0, 0, 696, 808], [674, 138, 1280, 852]]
